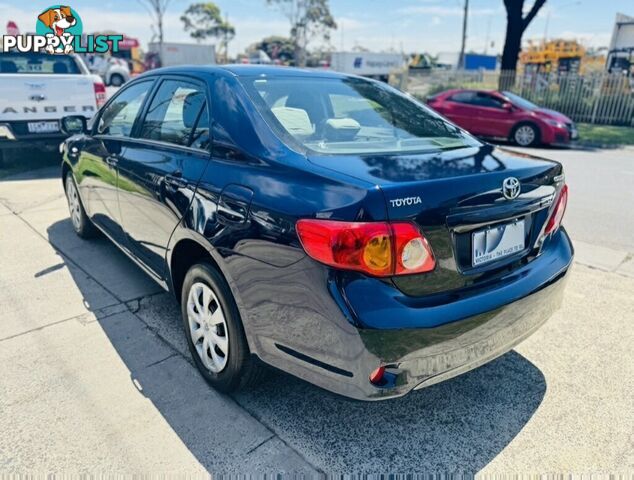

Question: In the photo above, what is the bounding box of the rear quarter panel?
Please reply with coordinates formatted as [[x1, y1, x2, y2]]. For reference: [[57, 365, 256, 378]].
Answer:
[[167, 71, 388, 361]]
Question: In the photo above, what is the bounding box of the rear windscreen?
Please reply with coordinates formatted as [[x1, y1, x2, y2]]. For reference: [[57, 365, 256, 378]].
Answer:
[[240, 75, 481, 155], [0, 53, 81, 74]]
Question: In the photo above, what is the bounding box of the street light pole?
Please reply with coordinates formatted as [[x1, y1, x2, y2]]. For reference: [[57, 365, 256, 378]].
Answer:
[[458, 0, 469, 69]]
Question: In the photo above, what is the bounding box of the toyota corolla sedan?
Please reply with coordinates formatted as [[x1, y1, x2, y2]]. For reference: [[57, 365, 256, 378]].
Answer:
[[59, 66, 573, 401], [427, 89, 578, 147]]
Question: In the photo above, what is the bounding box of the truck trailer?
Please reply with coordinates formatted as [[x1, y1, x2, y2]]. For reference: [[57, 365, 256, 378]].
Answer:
[[329, 52, 405, 81]]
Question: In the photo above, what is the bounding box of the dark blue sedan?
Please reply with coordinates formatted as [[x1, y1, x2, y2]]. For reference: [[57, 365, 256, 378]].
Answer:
[[59, 65, 573, 400]]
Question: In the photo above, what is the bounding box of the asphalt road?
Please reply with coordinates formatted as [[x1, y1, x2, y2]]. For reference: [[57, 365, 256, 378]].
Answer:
[[0, 146, 632, 473], [516, 146, 634, 253]]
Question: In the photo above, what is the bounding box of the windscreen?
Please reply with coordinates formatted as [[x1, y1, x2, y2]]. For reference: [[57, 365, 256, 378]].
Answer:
[[502, 91, 538, 111], [241, 76, 481, 155], [0, 52, 81, 74]]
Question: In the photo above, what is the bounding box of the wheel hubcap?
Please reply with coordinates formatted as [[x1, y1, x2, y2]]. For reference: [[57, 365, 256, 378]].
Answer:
[[187, 282, 229, 373], [65, 176, 81, 231], [515, 126, 535, 146]]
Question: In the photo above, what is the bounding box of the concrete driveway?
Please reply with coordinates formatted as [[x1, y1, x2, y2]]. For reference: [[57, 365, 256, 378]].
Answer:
[[0, 148, 632, 473]]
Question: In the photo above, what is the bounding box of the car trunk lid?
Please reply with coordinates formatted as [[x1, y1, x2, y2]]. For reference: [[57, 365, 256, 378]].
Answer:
[[308, 145, 563, 296]]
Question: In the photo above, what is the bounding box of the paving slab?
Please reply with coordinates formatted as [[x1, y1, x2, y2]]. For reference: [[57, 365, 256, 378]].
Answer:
[[0, 202, 13, 216], [616, 256, 634, 278], [0, 313, 203, 472], [0, 213, 118, 339], [0, 311, 316, 473], [0, 166, 62, 214], [573, 239, 629, 272], [20, 203, 162, 302], [481, 264, 634, 473]]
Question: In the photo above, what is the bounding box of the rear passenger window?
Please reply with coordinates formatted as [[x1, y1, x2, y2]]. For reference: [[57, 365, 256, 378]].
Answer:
[[449, 91, 476, 105], [139, 79, 209, 148], [474, 93, 505, 109]]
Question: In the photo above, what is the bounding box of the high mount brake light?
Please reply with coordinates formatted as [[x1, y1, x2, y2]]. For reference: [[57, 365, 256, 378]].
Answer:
[[544, 184, 568, 235], [295, 219, 436, 277]]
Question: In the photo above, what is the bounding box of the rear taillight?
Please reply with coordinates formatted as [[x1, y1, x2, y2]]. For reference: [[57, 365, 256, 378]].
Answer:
[[93, 81, 107, 109], [544, 184, 568, 235], [295, 219, 436, 277]]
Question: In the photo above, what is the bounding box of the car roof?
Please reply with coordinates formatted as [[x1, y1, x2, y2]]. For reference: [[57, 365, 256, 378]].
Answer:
[[140, 64, 350, 79]]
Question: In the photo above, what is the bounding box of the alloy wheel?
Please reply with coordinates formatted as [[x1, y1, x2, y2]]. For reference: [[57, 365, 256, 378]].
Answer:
[[515, 125, 536, 146], [187, 282, 230, 373]]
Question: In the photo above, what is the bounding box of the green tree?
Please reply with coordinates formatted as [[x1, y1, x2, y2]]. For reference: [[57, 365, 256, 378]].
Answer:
[[249, 35, 296, 64], [265, 0, 336, 67], [181, 2, 235, 61]]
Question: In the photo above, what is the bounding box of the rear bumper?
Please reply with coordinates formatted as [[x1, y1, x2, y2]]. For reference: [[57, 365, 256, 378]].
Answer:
[[0, 122, 65, 150], [359, 264, 568, 399], [252, 228, 573, 401]]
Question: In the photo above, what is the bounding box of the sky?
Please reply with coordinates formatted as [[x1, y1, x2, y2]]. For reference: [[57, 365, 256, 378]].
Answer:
[[1, 0, 631, 56]]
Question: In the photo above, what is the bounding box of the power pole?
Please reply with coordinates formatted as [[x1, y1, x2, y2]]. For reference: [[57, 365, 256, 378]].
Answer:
[[458, 0, 469, 69]]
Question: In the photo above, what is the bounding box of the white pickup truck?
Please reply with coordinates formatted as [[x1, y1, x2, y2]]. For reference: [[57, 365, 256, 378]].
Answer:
[[0, 51, 106, 159]]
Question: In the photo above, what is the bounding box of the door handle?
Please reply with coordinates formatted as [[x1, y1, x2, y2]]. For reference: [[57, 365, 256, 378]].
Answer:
[[164, 171, 187, 189], [105, 155, 118, 167]]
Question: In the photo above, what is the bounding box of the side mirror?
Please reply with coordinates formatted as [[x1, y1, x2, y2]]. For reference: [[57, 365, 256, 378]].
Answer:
[[61, 115, 87, 135], [502, 102, 514, 111]]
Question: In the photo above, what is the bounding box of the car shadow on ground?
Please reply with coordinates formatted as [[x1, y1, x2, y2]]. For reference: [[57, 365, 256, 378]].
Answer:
[[47, 216, 547, 472], [0, 153, 62, 180]]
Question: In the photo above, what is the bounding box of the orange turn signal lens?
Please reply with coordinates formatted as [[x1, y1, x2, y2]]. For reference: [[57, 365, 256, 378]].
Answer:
[[296, 219, 436, 277]]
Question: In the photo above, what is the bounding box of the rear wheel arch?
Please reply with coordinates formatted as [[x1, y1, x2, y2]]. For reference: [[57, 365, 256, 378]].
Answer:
[[168, 234, 257, 351], [61, 161, 72, 190], [169, 238, 219, 304]]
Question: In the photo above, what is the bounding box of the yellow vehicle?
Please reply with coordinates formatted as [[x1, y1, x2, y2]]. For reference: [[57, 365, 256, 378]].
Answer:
[[113, 36, 145, 75], [521, 39, 585, 74], [409, 53, 433, 70]]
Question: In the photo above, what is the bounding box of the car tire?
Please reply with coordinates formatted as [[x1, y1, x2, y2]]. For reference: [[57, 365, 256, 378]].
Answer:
[[181, 262, 265, 392], [109, 74, 124, 87], [512, 123, 540, 147], [64, 173, 98, 239]]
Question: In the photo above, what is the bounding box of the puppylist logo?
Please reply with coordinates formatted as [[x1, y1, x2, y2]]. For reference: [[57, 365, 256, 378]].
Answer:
[[1, 5, 122, 54]]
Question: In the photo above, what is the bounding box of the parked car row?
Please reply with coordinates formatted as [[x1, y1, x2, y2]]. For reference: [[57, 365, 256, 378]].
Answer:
[[426, 89, 579, 147]]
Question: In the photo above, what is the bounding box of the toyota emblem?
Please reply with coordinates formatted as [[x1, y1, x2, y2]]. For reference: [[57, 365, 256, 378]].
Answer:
[[502, 177, 521, 200]]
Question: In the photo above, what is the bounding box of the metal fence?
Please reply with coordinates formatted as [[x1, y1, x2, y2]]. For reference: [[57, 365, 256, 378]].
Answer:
[[406, 69, 634, 126]]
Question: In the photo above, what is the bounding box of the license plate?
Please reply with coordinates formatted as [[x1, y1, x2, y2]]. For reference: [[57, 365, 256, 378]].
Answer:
[[28, 121, 59, 134], [472, 220, 525, 266]]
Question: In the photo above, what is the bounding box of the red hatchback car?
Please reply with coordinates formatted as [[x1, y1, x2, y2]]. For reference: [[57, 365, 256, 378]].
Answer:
[[427, 89, 578, 147]]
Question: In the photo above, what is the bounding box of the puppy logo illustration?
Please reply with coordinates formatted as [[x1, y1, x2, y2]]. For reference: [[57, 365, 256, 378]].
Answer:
[[3, 6, 119, 55], [36, 5, 81, 54]]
